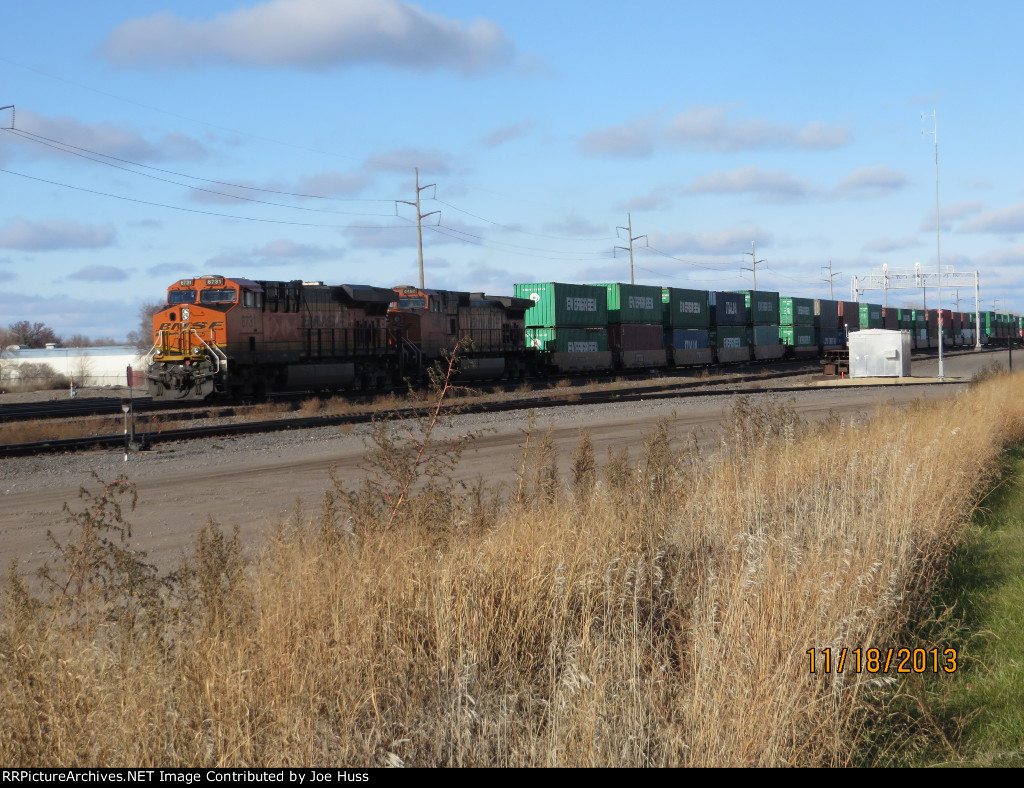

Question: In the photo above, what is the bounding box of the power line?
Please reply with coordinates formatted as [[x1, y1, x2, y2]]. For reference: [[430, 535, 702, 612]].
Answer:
[[434, 198, 617, 241], [4, 129, 398, 217], [425, 224, 616, 262], [0, 166, 416, 230]]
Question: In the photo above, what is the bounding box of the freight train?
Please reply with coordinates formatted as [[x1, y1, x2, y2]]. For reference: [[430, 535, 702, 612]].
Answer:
[[145, 275, 1022, 401]]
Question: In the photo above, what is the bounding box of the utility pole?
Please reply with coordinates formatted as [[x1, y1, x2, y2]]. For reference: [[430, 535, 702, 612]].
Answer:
[[821, 259, 842, 300], [923, 110, 943, 381], [743, 241, 765, 291], [614, 214, 646, 284], [396, 167, 439, 290]]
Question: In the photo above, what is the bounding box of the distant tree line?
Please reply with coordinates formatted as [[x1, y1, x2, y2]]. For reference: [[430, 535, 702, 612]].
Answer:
[[1, 301, 164, 351]]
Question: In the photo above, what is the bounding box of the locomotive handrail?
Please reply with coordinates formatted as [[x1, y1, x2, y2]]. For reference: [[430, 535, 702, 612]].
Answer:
[[143, 331, 163, 367], [190, 329, 228, 376]]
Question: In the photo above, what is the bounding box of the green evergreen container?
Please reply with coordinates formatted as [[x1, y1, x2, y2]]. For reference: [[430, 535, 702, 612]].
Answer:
[[514, 282, 608, 327], [591, 282, 663, 323], [709, 324, 747, 348], [734, 290, 780, 325], [661, 287, 710, 328], [526, 326, 610, 353], [780, 325, 816, 347], [859, 303, 883, 328], [780, 297, 815, 326]]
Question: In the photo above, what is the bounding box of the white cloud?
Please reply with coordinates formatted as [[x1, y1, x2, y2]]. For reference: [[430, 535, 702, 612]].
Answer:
[[481, 121, 535, 149], [685, 167, 812, 200], [665, 105, 852, 153], [959, 203, 1024, 234], [204, 239, 347, 267], [542, 214, 609, 238], [581, 105, 851, 158], [0, 219, 116, 251], [0, 110, 210, 164], [188, 170, 369, 205], [579, 114, 660, 158], [365, 147, 452, 174], [621, 186, 677, 212], [69, 265, 132, 282], [918, 200, 984, 232], [649, 227, 772, 256], [862, 236, 920, 253], [98, 0, 513, 73], [833, 165, 908, 199], [146, 262, 196, 278]]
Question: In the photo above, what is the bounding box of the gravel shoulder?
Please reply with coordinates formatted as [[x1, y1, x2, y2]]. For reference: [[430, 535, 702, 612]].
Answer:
[[1, 377, 967, 577]]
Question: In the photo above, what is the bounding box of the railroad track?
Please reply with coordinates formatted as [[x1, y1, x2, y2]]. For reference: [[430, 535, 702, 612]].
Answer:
[[0, 357, 824, 424], [0, 362, 967, 459]]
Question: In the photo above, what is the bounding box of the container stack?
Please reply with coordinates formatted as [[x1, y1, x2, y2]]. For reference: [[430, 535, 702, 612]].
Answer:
[[838, 300, 860, 333], [662, 287, 712, 366], [926, 310, 939, 349], [937, 309, 954, 347], [709, 291, 749, 362], [735, 290, 783, 360], [592, 283, 666, 369], [859, 303, 884, 329], [881, 307, 899, 330], [815, 298, 844, 351], [913, 310, 928, 348], [779, 296, 816, 356], [515, 282, 612, 371]]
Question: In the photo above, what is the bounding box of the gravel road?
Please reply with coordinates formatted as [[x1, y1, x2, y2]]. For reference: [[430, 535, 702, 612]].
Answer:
[[0, 363, 975, 577]]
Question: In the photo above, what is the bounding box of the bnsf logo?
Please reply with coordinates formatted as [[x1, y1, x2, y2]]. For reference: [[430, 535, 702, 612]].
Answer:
[[567, 341, 598, 352], [158, 321, 225, 331], [566, 297, 597, 312], [627, 295, 654, 310]]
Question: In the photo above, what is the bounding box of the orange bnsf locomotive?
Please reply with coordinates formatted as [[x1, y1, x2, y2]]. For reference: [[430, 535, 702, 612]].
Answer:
[[388, 285, 536, 380], [146, 276, 537, 400], [147, 276, 397, 400]]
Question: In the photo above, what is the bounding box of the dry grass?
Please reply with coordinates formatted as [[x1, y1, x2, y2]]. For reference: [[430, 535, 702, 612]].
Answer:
[[2, 373, 1024, 767]]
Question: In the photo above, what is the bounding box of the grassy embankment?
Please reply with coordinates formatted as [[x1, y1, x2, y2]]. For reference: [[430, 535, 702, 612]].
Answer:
[[1, 370, 1023, 767], [866, 442, 1024, 766]]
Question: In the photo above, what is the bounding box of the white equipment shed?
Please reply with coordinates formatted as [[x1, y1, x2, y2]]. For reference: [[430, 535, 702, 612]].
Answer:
[[848, 329, 912, 378]]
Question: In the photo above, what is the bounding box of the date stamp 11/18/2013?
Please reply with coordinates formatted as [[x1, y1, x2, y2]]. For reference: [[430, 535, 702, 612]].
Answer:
[[807, 647, 958, 674]]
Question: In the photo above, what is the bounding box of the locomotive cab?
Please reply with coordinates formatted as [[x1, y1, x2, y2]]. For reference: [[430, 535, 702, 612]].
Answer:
[[147, 276, 263, 399]]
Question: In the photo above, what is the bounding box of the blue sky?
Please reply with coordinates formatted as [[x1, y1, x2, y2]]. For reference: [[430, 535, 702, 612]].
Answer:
[[1, 0, 1022, 341]]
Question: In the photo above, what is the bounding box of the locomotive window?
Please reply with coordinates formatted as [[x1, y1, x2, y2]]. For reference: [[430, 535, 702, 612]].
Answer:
[[243, 290, 255, 307], [398, 297, 426, 309], [168, 290, 197, 304], [200, 289, 238, 304]]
